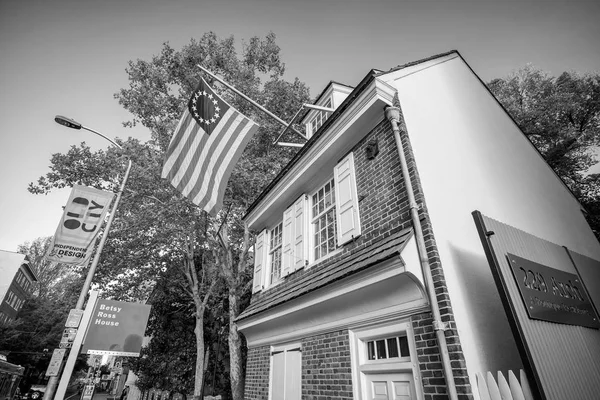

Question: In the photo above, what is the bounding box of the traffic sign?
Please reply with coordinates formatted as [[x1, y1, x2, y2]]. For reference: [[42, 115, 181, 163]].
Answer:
[[45, 349, 66, 376], [58, 342, 72, 349], [63, 328, 77, 341], [65, 309, 84, 328]]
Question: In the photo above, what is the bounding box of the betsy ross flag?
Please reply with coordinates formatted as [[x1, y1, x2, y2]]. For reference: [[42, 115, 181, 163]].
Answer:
[[162, 78, 259, 215]]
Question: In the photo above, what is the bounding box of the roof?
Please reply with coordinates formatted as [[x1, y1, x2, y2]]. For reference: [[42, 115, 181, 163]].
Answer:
[[237, 227, 413, 321], [243, 50, 459, 221]]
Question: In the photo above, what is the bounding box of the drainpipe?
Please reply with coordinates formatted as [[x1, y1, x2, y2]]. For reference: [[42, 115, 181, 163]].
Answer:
[[385, 100, 459, 400]]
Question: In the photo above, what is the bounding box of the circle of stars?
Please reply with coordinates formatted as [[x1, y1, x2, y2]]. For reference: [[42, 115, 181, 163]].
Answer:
[[191, 90, 221, 127]]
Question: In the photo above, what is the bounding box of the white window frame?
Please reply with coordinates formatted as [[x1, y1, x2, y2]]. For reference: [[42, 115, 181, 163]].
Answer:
[[269, 342, 302, 400], [269, 222, 283, 286], [349, 320, 424, 400], [307, 98, 332, 137], [310, 176, 339, 262]]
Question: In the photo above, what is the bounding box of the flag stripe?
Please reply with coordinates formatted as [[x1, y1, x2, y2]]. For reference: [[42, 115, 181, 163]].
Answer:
[[192, 115, 253, 209], [179, 109, 239, 197], [161, 111, 194, 178], [164, 113, 204, 185], [197, 121, 257, 213], [208, 123, 259, 213]]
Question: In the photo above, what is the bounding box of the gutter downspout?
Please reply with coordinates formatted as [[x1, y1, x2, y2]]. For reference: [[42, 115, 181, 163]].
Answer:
[[385, 99, 459, 400]]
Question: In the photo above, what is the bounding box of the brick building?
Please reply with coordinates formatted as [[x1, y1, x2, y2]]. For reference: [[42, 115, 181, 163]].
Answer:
[[0, 250, 37, 323], [236, 51, 600, 400]]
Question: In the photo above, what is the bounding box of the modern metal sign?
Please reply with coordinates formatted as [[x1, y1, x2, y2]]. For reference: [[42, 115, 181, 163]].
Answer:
[[81, 298, 151, 357], [507, 253, 600, 329]]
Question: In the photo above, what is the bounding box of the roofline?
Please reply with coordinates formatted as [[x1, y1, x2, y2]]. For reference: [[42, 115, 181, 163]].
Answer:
[[244, 50, 463, 221], [244, 70, 379, 220]]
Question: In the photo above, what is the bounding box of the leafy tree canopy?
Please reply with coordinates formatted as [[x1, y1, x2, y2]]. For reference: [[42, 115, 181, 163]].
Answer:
[[488, 66, 600, 237]]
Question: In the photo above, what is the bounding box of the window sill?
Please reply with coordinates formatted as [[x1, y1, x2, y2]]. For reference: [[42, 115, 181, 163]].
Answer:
[[306, 247, 343, 269]]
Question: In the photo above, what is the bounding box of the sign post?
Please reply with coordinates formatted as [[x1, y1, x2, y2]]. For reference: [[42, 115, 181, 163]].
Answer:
[[54, 291, 99, 400]]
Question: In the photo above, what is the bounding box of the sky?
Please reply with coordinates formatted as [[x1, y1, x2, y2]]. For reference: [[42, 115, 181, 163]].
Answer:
[[0, 0, 599, 252]]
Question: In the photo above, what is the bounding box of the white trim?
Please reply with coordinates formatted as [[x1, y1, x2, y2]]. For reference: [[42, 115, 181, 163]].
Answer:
[[238, 256, 429, 347], [349, 320, 424, 400]]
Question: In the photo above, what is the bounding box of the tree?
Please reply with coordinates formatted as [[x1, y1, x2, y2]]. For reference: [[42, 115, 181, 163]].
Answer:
[[30, 32, 310, 400], [488, 66, 600, 238], [0, 240, 86, 389], [17, 237, 77, 299]]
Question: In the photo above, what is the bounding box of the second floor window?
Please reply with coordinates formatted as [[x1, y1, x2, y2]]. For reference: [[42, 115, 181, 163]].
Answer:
[[269, 222, 283, 285], [312, 178, 337, 260]]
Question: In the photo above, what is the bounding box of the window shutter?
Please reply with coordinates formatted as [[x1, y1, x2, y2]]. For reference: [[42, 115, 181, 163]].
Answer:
[[334, 152, 361, 245], [271, 351, 285, 399], [252, 230, 266, 293], [293, 195, 307, 271], [285, 349, 302, 400], [281, 206, 294, 276]]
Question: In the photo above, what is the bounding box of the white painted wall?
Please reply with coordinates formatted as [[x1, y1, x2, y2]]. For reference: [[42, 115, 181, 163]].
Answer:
[[381, 56, 600, 389]]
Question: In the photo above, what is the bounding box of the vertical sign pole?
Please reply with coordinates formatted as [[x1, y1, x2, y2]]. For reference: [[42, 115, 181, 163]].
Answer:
[[55, 291, 99, 400]]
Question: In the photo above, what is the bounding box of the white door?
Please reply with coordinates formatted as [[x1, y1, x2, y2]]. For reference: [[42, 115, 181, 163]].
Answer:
[[365, 373, 414, 400]]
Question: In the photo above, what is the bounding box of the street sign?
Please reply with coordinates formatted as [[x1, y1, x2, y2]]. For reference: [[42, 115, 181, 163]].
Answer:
[[63, 328, 78, 341], [82, 384, 94, 400], [45, 349, 66, 376], [65, 309, 84, 328], [59, 342, 72, 349]]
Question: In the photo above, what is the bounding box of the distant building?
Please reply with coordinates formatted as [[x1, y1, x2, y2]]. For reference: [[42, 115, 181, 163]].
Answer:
[[0, 250, 37, 323]]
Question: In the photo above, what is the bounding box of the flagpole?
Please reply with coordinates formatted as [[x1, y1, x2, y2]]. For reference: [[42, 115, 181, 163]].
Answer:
[[197, 65, 308, 141]]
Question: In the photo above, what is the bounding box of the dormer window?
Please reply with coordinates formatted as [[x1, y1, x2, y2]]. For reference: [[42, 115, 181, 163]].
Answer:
[[308, 99, 332, 136]]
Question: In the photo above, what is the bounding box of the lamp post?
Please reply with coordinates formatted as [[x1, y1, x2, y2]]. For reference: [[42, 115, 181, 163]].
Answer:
[[43, 116, 133, 400]]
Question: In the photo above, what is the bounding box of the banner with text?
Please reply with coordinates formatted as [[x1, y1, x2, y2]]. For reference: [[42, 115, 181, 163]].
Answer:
[[81, 298, 151, 357], [46, 185, 114, 265]]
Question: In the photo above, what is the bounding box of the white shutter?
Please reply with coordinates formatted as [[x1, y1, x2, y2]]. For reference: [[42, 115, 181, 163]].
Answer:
[[285, 349, 302, 400], [293, 195, 307, 271], [271, 351, 285, 399], [252, 230, 266, 293], [334, 152, 361, 245], [281, 206, 294, 276]]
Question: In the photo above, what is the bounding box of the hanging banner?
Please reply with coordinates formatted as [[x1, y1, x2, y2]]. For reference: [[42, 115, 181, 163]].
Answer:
[[81, 298, 151, 357], [46, 185, 114, 265]]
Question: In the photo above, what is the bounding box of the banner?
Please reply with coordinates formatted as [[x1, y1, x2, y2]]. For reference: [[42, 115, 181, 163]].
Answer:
[[46, 185, 114, 265], [81, 298, 151, 357]]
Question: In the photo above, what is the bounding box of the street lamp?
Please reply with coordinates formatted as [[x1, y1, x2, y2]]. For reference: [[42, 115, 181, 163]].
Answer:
[[44, 116, 133, 400]]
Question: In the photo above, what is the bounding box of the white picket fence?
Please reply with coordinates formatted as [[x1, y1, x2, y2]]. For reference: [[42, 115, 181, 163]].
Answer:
[[476, 369, 535, 400]]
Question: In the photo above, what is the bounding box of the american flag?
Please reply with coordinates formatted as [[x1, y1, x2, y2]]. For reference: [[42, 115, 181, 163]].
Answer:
[[161, 78, 259, 215]]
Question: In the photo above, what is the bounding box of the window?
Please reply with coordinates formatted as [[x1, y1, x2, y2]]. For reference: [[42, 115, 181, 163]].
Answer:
[[311, 178, 337, 260], [366, 335, 410, 361], [308, 99, 332, 136], [6, 291, 18, 309], [350, 322, 421, 400], [270, 343, 301, 400], [269, 223, 283, 285], [252, 152, 361, 292]]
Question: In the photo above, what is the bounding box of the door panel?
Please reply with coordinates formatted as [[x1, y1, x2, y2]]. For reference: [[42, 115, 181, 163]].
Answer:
[[365, 373, 414, 400]]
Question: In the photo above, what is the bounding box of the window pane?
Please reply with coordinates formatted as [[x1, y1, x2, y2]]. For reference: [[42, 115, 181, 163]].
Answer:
[[399, 336, 410, 357], [387, 338, 399, 358], [376, 340, 387, 359], [367, 341, 376, 360]]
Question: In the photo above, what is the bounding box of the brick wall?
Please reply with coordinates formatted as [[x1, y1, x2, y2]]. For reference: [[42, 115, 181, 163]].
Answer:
[[302, 330, 353, 400], [244, 345, 270, 400]]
